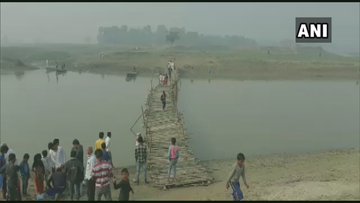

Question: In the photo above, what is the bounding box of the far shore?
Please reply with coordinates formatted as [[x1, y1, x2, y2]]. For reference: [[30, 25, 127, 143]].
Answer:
[[2, 66, 359, 82], [1, 45, 359, 81]]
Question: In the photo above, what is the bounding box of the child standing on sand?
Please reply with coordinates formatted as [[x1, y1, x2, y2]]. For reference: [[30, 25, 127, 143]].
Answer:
[[226, 153, 249, 201], [113, 168, 134, 201]]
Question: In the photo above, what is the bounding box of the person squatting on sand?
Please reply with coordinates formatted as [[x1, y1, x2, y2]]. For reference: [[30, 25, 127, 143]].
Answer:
[[46, 166, 66, 200]]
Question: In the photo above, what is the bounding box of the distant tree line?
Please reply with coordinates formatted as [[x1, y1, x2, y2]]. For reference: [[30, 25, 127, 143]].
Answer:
[[97, 25, 257, 47]]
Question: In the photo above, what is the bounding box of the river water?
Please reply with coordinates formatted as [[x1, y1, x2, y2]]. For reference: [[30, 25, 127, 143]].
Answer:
[[178, 78, 359, 161], [1, 70, 152, 167], [1, 70, 359, 166]]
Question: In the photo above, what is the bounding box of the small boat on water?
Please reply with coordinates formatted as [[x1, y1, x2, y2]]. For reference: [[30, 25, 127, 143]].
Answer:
[[126, 71, 137, 81], [46, 66, 67, 74], [127, 71, 137, 77], [46, 67, 56, 72], [56, 69, 67, 74]]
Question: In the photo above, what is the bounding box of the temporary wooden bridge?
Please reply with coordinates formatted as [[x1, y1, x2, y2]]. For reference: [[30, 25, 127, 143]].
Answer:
[[141, 71, 214, 189]]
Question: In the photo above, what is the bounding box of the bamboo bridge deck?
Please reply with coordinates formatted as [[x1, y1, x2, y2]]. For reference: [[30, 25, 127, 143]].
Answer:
[[143, 72, 214, 189]]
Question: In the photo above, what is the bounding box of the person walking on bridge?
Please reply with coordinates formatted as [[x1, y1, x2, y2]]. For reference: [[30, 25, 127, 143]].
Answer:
[[164, 74, 169, 86], [159, 73, 164, 86], [168, 65, 172, 82], [168, 137, 180, 183], [161, 91, 167, 111]]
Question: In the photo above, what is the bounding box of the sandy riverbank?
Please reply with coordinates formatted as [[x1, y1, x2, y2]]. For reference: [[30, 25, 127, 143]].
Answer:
[[7, 148, 358, 201], [121, 148, 359, 201]]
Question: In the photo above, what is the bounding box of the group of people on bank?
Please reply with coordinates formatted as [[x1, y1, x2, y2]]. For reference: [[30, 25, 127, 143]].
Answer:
[[0, 132, 126, 201], [0, 131, 187, 201]]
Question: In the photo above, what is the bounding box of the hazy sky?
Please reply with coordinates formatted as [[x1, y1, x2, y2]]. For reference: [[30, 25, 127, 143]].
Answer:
[[1, 3, 359, 54]]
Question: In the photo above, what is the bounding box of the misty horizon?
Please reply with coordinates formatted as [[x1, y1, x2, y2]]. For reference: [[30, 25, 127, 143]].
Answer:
[[1, 3, 359, 55]]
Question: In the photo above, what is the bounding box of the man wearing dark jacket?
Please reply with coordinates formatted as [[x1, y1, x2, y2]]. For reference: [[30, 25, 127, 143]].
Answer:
[[71, 139, 84, 166], [64, 150, 84, 200]]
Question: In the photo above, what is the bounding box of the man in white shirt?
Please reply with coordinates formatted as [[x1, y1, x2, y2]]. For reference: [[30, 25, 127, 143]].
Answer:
[[84, 147, 96, 201], [53, 139, 66, 168], [41, 149, 55, 187], [105, 132, 112, 166], [105, 132, 111, 152], [48, 142, 58, 168]]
